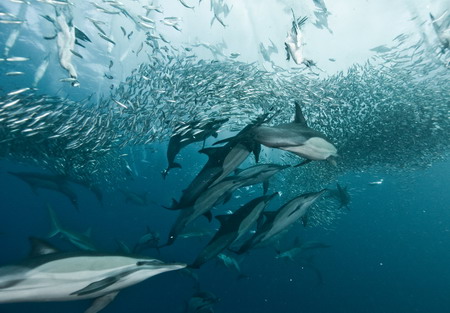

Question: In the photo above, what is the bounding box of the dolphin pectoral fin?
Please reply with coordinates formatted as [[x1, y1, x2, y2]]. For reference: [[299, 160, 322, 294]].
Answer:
[[222, 191, 233, 204], [84, 291, 119, 313], [294, 159, 312, 167], [252, 143, 261, 163], [172, 162, 182, 169], [215, 214, 231, 225], [212, 137, 231, 146], [262, 181, 269, 195], [163, 199, 179, 210], [203, 211, 213, 222], [71, 276, 122, 296], [199, 147, 220, 156], [301, 214, 308, 227]]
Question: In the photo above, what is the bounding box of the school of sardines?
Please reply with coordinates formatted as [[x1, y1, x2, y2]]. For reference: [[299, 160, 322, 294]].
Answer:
[[0, 0, 449, 312]]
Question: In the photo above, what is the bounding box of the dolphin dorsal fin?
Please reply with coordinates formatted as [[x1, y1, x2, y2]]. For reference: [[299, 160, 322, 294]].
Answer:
[[29, 237, 59, 257], [294, 101, 308, 126]]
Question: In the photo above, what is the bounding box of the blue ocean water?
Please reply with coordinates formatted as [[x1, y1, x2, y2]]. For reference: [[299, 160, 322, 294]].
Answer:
[[1, 159, 449, 313], [1, 0, 450, 313]]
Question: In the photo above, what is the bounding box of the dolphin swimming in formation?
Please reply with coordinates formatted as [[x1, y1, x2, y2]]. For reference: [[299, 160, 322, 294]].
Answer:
[[166, 117, 265, 211], [164, 167, 283, 247], [0, 237, 185, 313], [332, 183, 351, 210], [162, 118, 229, 179], [234, 163, 290, 194], [275, 237, 331, 261], [191, 193, 278, 268], [236, 189, 327, 254], [251, 101, 338, 166], [47, 205, 97, 251], [8, 171, 79, 210]]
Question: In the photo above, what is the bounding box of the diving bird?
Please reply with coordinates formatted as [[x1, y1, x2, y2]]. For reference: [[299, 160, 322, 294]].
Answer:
[[251, 101, 338, 166], [0, 237, 185, 313], [429, 12, 450, 54], [285, 10, 314, 67]]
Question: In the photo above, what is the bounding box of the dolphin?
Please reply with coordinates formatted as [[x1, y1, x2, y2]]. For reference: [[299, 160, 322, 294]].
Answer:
[[333, 183, 350, 210], [251, 101, 338, 166], [0, 237, 185, 313], [165, 169, 281, 247], [191, 193, 278, 268], [47, 205, 97, 251], [166, 118, 264, 211], [216, 253, 242, 274], [234, 163, 290, 194], [133, 227, 160, 254], [164, 177, 246, 247], [120, 189, 152, 206], [236, 189, 327, 254], [162, 118, 228, 179], [68, 177, 103, 205], [185, 291, 220, 313], [8, 171, 79, 210], [275, 237, 331, 261]]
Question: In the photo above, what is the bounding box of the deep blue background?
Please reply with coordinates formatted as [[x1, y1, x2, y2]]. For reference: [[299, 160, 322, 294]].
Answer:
[[0, 142, 449, 313]]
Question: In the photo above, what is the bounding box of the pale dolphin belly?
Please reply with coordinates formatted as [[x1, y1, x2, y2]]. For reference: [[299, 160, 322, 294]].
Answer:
[[281, 137, 337, 160]]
